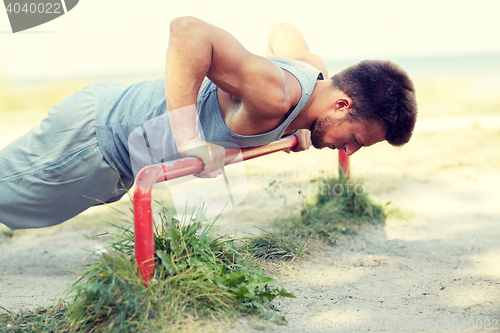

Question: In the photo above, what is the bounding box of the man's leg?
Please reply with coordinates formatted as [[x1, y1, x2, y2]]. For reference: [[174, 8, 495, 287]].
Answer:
[[0, 83, 132, 230]]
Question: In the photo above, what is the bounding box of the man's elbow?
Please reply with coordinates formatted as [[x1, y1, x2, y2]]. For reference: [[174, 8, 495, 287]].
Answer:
[[169, 16, 204, 36]]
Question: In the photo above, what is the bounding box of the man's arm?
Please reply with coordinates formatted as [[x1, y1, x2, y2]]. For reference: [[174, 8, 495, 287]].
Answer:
[[266, 23, 328, 152], [165, 17, 292, 176], [267, 23, 329, 77], [167, 17, 289, 113]]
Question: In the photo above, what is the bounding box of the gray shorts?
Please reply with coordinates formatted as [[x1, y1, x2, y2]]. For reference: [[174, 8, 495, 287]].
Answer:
[[0, 83, 133, 230]]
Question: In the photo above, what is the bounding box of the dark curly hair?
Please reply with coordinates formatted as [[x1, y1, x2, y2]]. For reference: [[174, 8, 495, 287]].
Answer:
[[332, 60, 417, 146]]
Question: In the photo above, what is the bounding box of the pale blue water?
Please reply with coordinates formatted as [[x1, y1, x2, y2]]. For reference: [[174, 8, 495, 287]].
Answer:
[[326, 53, 500, 94]]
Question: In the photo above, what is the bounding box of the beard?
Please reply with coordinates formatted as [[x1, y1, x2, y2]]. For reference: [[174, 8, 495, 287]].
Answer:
[[310, 116, 344, 149]]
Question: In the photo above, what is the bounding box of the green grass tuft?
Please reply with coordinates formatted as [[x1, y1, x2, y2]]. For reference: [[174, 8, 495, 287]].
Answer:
[[1, 229, 14, 238], [0, 304, 68, 332], [241, 228, 308, 262], [0, 203, 295, 332], [280, 177, 386, 243], [60, 203, 294, 332]]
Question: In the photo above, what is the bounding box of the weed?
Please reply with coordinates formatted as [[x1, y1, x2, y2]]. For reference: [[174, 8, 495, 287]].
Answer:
[[1, 229, 14, 238], [384, 201, 414, 221], [0, 202, 295, 332], [60, 203, 294, 332], [0, 303, 68, 332], [280, 177, 386, 242], [241, 228, 308, 262]]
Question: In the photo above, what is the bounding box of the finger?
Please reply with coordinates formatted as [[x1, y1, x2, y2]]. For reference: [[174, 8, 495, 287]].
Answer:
[[197, 168, 223, 178], [213, 146, 226, 171], [199, 163, 220, 176], [207, 143, 216, 172]]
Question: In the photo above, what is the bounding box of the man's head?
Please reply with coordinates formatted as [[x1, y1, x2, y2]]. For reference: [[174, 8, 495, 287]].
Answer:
[[331, 60, 417, 147], [310, 112, 387, 156]]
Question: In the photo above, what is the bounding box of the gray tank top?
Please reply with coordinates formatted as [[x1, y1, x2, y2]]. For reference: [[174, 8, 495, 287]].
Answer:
[[95, 57, 323, 179]]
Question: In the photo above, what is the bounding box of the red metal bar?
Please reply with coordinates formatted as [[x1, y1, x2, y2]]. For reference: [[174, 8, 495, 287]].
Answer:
[[133, 136, 298, 284], [338, 149, 350, 180]]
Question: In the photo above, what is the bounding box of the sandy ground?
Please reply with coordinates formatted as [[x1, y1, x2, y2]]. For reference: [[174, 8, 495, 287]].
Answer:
[[1, 111, 499, 332]]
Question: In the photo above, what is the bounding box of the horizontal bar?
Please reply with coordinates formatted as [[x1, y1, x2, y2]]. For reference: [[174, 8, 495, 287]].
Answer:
[[133, 136, 298, 284]]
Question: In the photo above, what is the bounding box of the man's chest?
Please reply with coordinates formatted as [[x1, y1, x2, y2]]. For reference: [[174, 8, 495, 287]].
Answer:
[[215, 74, 301, 137]]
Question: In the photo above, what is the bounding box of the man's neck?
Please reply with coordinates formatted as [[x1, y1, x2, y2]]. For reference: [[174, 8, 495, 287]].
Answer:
[[286, 79, 333, 132]]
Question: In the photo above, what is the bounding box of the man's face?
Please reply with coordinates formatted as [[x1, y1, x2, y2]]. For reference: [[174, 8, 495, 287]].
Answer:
[[310, 114, 387, 156]]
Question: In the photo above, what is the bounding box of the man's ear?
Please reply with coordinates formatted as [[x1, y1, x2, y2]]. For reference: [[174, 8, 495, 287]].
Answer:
[[333, 95, 352, 112]]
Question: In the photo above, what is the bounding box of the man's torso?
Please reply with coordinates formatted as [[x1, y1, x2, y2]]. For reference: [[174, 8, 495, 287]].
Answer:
[[95, 57, 323, 179]]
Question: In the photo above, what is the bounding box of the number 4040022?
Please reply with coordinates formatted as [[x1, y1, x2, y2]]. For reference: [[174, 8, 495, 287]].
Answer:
[[5, 2, 62, 14]]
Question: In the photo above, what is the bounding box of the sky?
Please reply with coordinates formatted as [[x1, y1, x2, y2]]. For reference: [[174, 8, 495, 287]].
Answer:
[[1, 0, 500, 80]]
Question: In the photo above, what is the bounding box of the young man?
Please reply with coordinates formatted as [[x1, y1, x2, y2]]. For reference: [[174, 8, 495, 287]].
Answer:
[[0, 17, 417, 230]]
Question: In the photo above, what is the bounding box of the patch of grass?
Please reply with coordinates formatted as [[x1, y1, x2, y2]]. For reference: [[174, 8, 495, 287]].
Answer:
[[64, 206, 295, 332], [384, 201, 414, 221], [1, 229, 14, 238], [0, 76, 95, 113], [241, 228, 308, 262], [279, 176, 386, 243], [0, 304, 68, 332], [0, 203, 295, 332], [0, 75, 157, 114]]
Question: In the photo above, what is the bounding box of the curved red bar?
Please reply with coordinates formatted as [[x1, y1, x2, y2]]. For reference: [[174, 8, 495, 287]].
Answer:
[[133, 136, 298, 284]]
